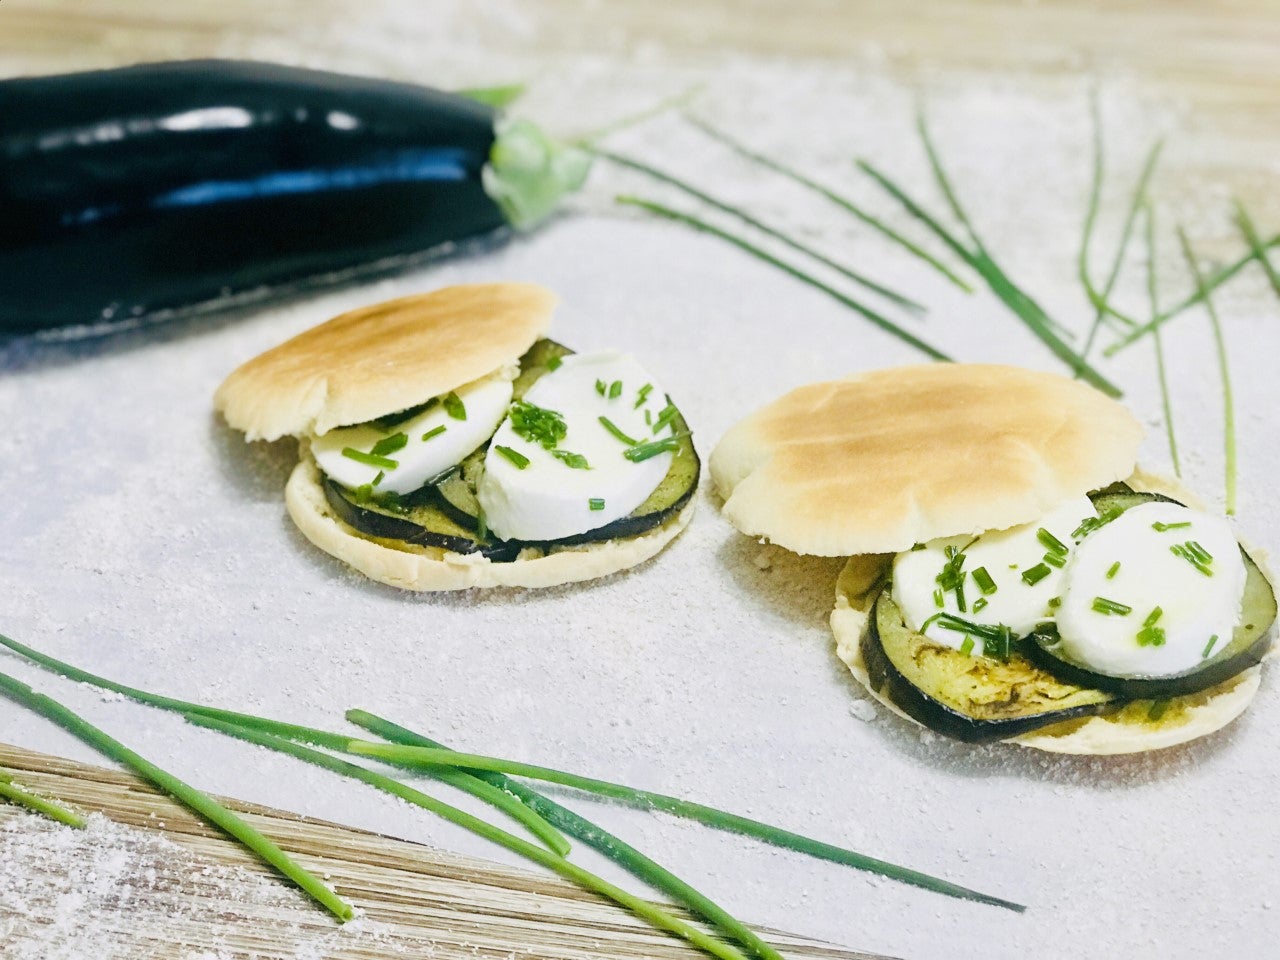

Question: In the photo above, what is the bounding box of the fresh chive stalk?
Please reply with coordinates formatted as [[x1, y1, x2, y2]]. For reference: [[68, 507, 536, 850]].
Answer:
[[1233, 199, 1280, 299], [588, 498, 606, 511], [421, 425, 447, 442], [685, 114, 974, 292], [856, 137, 1121, 397], [1077, 132, 1164, 365], [1091, 597, 1132, 616], [0, 671, 353, 922], [1106, 561, 1121, 580], [0, 767, 87, 828], [616, 195, 953, 362], [971, 567, 997, 596], [186, 715, 749, 960], [1021, 563, 1052, 586], [1036, 528, 1069, 556], [0, 633, 570, 858], [1104, 232, 1280, 355], [1176, 227, 1238, 515], [369, 432, 408, 457], [1145, 204, 1181, 476], [601, 149, 929, 314], [343, 711, 795, 960], [340, 715, 1022, 912], [1151, 521, 1191, 532]]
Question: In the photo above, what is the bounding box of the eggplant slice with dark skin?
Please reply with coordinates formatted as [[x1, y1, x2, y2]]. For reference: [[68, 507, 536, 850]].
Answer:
[[859, 486, 1276, 743], [321, 338, 700, 561]]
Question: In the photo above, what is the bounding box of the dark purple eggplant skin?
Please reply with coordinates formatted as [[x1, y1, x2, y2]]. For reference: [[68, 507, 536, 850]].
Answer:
[[0, 60, 508, 333]]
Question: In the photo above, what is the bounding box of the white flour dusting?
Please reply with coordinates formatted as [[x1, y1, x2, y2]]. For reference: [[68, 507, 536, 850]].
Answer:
[[2, 4, 1279, 960]]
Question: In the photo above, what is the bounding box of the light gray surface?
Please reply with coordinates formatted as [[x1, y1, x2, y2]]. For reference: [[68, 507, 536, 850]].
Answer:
[[3, 35, 1280, 960]]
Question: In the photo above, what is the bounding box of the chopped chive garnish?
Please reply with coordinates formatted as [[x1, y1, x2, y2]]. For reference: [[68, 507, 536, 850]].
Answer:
[[1073, 507, 1124, 540], [546, 355, 563, 371], [932, 588, 944, 609], [1170, 543, 1214, 576], [1137, 626, 1166, 647], [551, 449, 591, 470], [624, 434, 688, 463], [443, 392, 467, 420], [1036, 528, 1069, 556], [982, 631, 1013, 661], [1185, 541, 1213, 564], [370, 432, 408, 457], [959, 636, 975, 656], [371, 470, 385, 488], [644, 409, 653, 425], [353, 483, 373, 502], [476, 506, 488, 542], [615, 195, 953, 362], [588, 498, 606, 511], [971, 597, 989, 614], [1047, 596, 1062, 609], [1202, 634, 1219, 658], [1147, 700, 1170, 721], [421, 424, 447, 442], [595, 379, 607, 396], [1021, 563, 1052, 586], [1143, 607, 1164, 627], [1042, 552, 1066, 569], [341, 447, 398, 470], [1152, 521, 1191, 532], [1106, 561, 1121, 579], [510, 400, 568, 449], [971, 567, 997, 595], [955, 581, 968, 613], [495, 445, 531, 469], [604, 151, 929, 315], [1091, 597, 1132, 616], [651, 403, 679, 435], [920, 612, 1013, 649], [1177, 227, 1237, 515], [598, 416, 639, 446], [608, 380, 623, 399], [634, 384, 654, 408]]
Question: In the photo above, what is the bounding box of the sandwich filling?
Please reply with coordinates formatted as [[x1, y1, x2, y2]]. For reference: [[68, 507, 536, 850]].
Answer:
[[310, 339, 696, 557], [893, 494, 1247, 680]]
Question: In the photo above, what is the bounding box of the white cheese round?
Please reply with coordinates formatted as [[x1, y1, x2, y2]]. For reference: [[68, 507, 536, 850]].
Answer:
[[478, 351, 677, 542], [311, 373, 513, 495], [1055, 502, 1245, 678], [892, 497, 1097, 653]]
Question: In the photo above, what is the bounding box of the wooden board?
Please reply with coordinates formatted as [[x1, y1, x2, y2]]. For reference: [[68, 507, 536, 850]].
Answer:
[[0, 743, 889, 960]]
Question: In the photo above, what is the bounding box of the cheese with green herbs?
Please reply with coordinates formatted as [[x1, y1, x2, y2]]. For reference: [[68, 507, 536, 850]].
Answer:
[[1054, 502, 1245, 677], [478, 351, 678, 541], [892, 497, 1097, 651], [311, 372, 514, 495]]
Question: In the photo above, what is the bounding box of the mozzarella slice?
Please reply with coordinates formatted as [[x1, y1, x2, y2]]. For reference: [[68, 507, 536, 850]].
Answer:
[[478, 351, 677, 542], [893, 497, 1097, 653], [311, 373, 513, 495], [1055, 502, 1245, 677]]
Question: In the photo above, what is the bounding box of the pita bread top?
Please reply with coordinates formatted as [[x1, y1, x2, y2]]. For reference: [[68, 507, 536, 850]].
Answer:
[[215, 283, 557, 441], [710, 364, 1144, 557]]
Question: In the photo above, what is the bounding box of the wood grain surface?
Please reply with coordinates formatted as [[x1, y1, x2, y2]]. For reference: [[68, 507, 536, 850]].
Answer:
[[0, 743, 889, 960]]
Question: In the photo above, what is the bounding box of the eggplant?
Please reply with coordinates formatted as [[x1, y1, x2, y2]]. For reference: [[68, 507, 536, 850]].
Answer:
[[861, 589, 1119, 744], [0, 60, 589, 333]]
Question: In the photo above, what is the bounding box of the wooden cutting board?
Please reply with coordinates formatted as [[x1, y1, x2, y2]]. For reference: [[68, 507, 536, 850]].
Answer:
[[0, 743, 890, 960]]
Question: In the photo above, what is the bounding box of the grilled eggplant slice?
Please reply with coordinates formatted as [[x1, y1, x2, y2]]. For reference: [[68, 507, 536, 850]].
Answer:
[[862, 590, 1118, 744], [321, 336, 700, 561], [1024, 491, 1276, 699]]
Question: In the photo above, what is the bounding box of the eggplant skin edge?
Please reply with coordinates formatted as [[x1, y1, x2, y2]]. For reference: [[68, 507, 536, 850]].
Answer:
[[860, 589, 1120, 745]]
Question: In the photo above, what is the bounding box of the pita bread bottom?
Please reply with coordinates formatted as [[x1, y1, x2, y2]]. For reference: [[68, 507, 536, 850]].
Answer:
[[285, 456, 694, 591], [830, 554, 1263, 757]]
